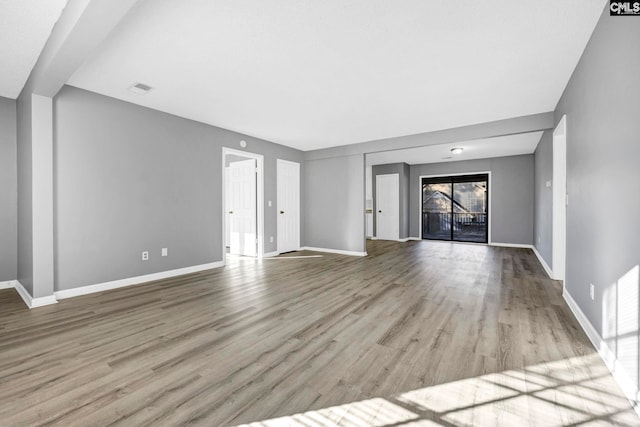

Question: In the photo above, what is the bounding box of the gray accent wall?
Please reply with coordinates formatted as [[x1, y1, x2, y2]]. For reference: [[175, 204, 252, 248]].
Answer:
[[554, 8, 640, 393], [372, 163, 410, 239], [0, 97, 17, 282], [54, 86, 303, 291], [304, 154, 366, 253], [409, 155, 534, 245], [533, 130, 553, 269]]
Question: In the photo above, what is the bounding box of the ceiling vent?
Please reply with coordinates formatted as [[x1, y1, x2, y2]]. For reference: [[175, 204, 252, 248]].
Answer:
[[129, 82, 153, 95]]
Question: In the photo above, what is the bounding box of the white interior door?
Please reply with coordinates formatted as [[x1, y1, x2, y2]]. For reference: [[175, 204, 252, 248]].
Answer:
[[277, 159, 300, 253], [229, 159, 257, 256], [376, 174, 399, 241]]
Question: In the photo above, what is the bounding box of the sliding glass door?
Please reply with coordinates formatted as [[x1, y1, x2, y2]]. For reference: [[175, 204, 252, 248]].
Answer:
[[422, 174, 488, 243]]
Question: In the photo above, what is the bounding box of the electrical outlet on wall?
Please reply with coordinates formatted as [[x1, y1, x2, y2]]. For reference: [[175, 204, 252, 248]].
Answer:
[[269, 236, 274, 243], [162, 248, 168, 257], [142, 251, 149, 261], [590, 283, 595, 300]]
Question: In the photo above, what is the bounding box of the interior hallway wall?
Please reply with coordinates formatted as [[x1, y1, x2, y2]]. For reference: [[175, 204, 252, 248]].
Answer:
[[54, 86, 303, 291], [0, 97, 17, 282]]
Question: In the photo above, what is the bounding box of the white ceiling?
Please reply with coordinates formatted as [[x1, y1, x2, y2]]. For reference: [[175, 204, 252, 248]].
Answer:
[[366, 132, 544, 166], [68, 0, 605, 150], [0, 0, 68, 99]]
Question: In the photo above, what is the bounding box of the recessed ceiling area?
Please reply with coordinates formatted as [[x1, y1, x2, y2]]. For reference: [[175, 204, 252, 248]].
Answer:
[[366, 131, 544, 166], [67, 0, 605, 150], [0, 0, 68, 98]]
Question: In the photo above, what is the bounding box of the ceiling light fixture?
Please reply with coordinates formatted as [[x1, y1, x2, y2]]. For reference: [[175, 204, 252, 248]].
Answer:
[[128, 82, 154, 95], [450, 147, 464, 155]]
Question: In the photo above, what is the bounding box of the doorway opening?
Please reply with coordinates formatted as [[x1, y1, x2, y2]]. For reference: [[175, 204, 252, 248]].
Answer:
[[421, 173, 489, 243], [222, 147, 264, 261]]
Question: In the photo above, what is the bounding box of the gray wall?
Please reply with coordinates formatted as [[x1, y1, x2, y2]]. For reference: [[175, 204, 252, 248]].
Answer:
[[533, 130, 553, 268], [16, 91, 33, 294], [554, 8, 640, 392], [304, 154, 366, 253], [0, 97, 17, 282], [409, 155, 534, 245], [372, 163, 410, 239], [54, 86, 303, 290]]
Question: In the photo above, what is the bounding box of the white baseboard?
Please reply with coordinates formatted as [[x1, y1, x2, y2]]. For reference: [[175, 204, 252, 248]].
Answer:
[[55, 261, 225, 300], [0, 280, 14, 289], [300, 246, 367, 257], [489, 242, 533, 249], [263, 251, 280, 258], [370, 237, 416, 243], [531, 246, 553, 279], [14, 280, 58, 308], [408, 237, 422, 241], [563, 289, 640, 413]]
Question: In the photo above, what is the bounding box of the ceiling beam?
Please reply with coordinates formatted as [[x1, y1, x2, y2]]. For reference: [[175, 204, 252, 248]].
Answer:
[[304, 112, 554, 161], [23, 0, 140, 98]]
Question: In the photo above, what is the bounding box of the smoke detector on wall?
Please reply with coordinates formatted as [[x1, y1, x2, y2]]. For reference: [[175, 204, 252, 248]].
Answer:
[[128, 82, 154, 95]]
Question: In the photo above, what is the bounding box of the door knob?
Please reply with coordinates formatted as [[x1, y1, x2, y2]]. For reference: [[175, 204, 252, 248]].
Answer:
[[280, 211, 285, 214], [228, 211, 233, 214], [378, 210, 382, 213]]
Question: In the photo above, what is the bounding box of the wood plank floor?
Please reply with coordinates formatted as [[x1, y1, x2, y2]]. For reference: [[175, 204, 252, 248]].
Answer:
[[0, 240, 637, 426]]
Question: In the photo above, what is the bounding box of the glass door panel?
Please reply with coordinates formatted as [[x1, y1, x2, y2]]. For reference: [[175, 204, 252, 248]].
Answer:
[[452, 180, 488, 243], [422, 182, 452, 240]]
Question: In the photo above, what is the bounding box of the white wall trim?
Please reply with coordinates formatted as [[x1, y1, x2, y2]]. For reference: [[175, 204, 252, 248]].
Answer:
[[54, 261, 224, 300], [489, 242, 533, 249], [531, 245, 553, 279], [13, 280, 58, 308], [408, 237, 422, 241], [563, 289, 640, 413], [0, 280, 14, 289], [371, 237, 413, 243], [300, 246, 367, 257], [263, 251, 280, 258], [552, 115, 567, 282]]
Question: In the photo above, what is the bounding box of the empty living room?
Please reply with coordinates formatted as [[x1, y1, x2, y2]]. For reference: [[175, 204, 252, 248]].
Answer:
[[1, 1, 639, 425]]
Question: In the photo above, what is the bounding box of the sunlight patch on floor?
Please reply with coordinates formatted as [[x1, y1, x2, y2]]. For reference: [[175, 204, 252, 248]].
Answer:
[[235, 354, 638, 426]]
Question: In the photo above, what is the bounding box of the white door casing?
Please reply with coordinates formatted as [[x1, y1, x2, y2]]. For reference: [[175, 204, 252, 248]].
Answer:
[[552, 115, 567, 282], [229, 158, 257, 256], [376, 173, 399, 241], [225, 166, 231, 247], [277, 159, 300, 253]]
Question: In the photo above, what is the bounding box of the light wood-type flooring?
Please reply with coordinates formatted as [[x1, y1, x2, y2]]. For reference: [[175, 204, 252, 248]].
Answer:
[[0, 240, 637, 426]]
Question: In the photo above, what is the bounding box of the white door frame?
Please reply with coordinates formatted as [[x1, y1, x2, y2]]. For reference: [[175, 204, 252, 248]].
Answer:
[[376, 173, 400, 241], [277, 159, 301, 253], [552, 115, 567, 282], [418, 171, 492, 243], [222, 147, 264, 262]]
